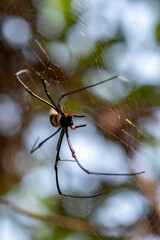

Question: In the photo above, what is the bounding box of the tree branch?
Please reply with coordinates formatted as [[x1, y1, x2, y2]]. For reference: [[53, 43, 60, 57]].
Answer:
[[0, 198, 96, 233]]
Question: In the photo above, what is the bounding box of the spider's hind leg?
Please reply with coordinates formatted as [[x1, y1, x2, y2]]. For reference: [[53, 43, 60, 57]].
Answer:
[[55, 129, 102, 198], [30, 128, 61, 153]]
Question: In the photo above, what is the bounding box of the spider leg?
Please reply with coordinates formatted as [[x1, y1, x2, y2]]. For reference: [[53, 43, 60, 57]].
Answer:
[[55, 129, 103, 198], [65, 129, 144, 176], [58, 75, 125, 106], [58, 153, 75, 163], [30, 128, 61, 153], [67, 113, 86, 118], [55, 129, 65, 195], [30, 136, 40, 153], [70, 124, 87, 130], [59, 158, 75, 162], [73, 115, 85, 118], [40, 61, 60, 113], [15, 70, 54, 109]]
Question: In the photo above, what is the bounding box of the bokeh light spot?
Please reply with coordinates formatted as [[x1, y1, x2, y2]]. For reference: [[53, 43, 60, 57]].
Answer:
[[48, 41, 77, 70], [2, 17, 32, 47], [0, 94, 22, 136], [37, 8, 66, 38]]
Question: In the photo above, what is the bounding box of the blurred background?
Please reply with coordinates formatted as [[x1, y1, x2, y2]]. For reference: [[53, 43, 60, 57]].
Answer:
[[0, 0, 160, 239]]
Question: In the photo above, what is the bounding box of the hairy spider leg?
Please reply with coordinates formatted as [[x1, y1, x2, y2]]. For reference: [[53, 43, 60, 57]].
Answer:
[[15, 70, 54, 109], [65, 129, 144, 176], [54, 129, 103, 198]]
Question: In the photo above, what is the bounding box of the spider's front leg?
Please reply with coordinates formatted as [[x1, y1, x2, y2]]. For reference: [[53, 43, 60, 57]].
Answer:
[[70, 124, 86, 130], [15, 69, 54, 108], [40, 61, 60, 112], [66, 113, 87, 130]]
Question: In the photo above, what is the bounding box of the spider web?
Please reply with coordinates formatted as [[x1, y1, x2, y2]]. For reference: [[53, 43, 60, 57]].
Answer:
[[1, 0, 160, 239]]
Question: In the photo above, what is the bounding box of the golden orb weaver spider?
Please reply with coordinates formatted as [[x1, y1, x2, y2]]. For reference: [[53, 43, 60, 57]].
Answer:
[[15, 61, 145, 198]]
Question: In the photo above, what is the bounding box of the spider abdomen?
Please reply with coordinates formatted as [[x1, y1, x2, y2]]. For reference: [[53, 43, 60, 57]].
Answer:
[[49, 108, 59, 127]]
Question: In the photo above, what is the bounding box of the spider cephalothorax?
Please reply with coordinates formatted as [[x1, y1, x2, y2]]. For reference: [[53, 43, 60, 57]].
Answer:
[[59, 115, 73, 128], [15, 60, 145, 198]]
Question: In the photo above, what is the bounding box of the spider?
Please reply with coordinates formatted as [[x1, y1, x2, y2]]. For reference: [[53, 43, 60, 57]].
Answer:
[[15, 61, 144, 198]]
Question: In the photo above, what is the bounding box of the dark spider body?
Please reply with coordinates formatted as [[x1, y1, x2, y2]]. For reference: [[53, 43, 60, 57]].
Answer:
[[15, 61, 145, 198], [59, 115, 73, 128]]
